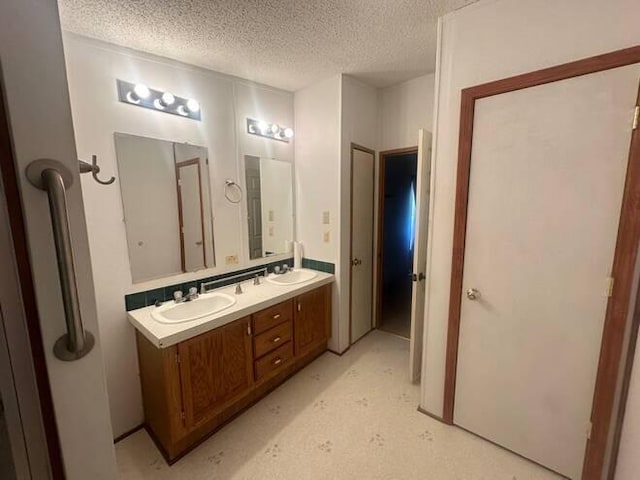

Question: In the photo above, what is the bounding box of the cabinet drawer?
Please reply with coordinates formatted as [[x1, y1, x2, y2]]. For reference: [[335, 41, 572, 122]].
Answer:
[[254, 321, 292, 359], [252, 300, 293, 334], [254, 342, 294, 381]]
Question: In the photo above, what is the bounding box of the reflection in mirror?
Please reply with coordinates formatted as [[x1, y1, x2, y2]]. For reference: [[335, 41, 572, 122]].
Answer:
[[115, 133, 214, 283], [244, 155, 293, 260]]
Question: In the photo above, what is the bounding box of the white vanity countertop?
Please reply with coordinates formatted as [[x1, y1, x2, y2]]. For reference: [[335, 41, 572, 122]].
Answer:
[[127, 269, 334, 348]]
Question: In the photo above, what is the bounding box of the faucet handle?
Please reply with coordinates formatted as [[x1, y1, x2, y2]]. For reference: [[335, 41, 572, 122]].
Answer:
[[235, 283, 243, 295], [253, 274, 261, 285], [173, 290, 183, 302], [189, 286, 198, 296]]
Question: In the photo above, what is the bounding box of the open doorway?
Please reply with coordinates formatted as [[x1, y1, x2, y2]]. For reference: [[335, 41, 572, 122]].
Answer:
[[376, 147, 418, 338]]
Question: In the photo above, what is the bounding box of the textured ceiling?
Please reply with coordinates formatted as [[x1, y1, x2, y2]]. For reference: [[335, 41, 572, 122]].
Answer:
[[57, 0, 478, 91]]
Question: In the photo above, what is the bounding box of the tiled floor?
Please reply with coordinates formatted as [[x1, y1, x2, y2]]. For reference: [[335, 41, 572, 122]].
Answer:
[[116, 330, 561, 480]]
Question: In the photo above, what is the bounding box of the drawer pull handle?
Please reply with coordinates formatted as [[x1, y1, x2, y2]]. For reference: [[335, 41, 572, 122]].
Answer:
[[273, 314, 281, 319], [273, 358, 282, 366], [272, 336, 281, 343]]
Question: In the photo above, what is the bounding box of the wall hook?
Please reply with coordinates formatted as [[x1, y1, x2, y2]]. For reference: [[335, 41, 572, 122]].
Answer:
[[78, 155, 116, 185]]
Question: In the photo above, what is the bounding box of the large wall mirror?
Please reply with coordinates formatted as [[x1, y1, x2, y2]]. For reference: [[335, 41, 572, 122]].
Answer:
[[115, 133, 215, 283], [244, 155, 294, 260]]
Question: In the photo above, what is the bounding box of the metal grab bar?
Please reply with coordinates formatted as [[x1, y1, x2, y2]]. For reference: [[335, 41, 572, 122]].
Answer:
[[26, 159, 95, 361]]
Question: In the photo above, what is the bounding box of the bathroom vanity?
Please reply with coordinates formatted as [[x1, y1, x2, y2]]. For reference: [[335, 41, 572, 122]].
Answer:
[[128, 272, 333, 462]]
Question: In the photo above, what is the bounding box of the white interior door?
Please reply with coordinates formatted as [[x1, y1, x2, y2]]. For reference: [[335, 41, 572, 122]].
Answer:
[[350, 147, 375, 344], [0, 0, 118, 477], [455, 64, 640, 479], [409, 129, 432, 383], [177, 161, 206, 271]]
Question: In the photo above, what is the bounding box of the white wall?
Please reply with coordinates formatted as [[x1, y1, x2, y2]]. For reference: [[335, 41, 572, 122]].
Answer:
[[294, 75, 342, 350], [340, 76, 379, 348], [63, 33, 294, 437], [378, 74, 435, 152], [419, 0, 640, 475]]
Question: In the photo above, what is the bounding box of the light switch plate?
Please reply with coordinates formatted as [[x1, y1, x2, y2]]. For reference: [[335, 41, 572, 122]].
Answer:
[[323, 231, 330, 243], [322, 211, 330, 225], [268, 226, 274, 236], [268, 210, 274, 221]]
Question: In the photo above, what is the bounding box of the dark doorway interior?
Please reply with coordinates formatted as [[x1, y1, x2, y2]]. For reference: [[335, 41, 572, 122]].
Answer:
[[380, 151, 418, 338]]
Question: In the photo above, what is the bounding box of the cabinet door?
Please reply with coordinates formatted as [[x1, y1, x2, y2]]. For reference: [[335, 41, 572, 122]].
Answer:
[[294, 285, 331, 356], [178, 317, 254, 430]]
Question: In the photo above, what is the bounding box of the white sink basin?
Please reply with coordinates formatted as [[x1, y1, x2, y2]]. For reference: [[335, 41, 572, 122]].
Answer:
[[151, 292, 236, 324], [266, 269, 317, 286]]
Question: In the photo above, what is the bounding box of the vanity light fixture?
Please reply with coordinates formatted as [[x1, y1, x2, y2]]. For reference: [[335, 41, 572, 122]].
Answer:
[[246, 118, 293, 143], [116, 79, 201, 121]]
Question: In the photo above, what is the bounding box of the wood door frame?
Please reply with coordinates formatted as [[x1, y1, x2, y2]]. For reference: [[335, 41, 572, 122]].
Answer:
[[349, 143, 376, 345], [0, 78, 65, 477], [375, 146, 419, 330], [443, 45, 640, 479], [175, 158, 206, 272]]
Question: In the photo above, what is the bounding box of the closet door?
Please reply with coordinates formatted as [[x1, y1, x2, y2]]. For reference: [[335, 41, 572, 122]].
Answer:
[[454, 64, 640, 479]]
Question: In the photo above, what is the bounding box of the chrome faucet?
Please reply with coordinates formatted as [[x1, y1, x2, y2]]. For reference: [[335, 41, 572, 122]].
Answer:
[[235, 283, 243, 295], [186, 287, 199, 301], [253, 274, 261, 285], [173, 287, 199, 303]]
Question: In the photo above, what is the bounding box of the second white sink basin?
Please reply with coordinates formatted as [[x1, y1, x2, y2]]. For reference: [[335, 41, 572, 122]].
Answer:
[[266, 269, 317, 286], [151, 292, 236, 324]]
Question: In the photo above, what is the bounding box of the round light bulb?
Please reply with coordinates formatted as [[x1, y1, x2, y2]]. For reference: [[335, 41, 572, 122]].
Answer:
[[284, 128, 294, 138], [161, 92, 175, 106], [176, 105, 189, 116], [257, 121, 268, 134], [270, 124, 279, 134], [133, 83, 150, 99], [153, 99, 166, 110], [186, 98, 200, 113], [126, 91, 141, 104]]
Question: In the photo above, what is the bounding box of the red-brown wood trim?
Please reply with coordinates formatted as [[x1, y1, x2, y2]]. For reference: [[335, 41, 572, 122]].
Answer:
[[0, 81, 65, 478], [349, 143, 376, 346], [443, 89, 475, 425], [608, 235, 640, 480], [461, 45, 640, 101], [375, 147, 419, 330], [583, 79, 640, 479], [174, 158, 204, 272], [443, 45, 640, 479]]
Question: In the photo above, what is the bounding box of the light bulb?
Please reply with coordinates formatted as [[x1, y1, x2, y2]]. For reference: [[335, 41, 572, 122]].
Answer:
[[153, 99, 166, 110], [126, 91, 141, 104], [257, 121, 268, 134], [271, 124, 279, 134], [161, 92, 175, 106], [186, 98, 200, 113], [133, 83, 150, 99], [284, 128, 294, 138], [176, 105, 189, 116]]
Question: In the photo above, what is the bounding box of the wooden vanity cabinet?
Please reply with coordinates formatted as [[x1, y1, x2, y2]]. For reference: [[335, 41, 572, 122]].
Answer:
[[178, 318, 254, 430], [136, 284, 331, 463], [294, 284, 332, 356]]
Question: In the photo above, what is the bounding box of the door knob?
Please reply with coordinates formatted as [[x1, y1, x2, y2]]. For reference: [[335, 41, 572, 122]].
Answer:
[[195, 240, 203, 245], [412, 272, 426, 282], [351, 258, 362, 266], [466, 288, 480, 300]]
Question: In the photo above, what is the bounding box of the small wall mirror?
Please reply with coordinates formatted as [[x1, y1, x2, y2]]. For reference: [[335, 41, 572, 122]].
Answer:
[[244, 155, 294, 260], [115, 133, 215, 283]]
